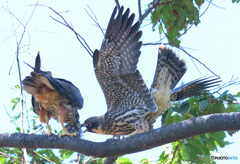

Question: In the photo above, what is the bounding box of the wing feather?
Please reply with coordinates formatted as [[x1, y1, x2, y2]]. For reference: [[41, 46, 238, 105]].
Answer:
[[94, 6, 157, 112]]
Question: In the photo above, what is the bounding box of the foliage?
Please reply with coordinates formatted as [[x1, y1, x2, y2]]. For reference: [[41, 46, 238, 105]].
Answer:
[[158, 91, 240, 163], [150, 0, 203, 47]]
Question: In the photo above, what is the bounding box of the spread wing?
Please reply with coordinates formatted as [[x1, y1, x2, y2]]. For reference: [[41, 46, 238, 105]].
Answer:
[[93, 6, 157, 113]]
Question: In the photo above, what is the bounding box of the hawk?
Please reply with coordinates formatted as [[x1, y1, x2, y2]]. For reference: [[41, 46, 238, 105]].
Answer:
[[82, 6, 220, 136], [22, 53, 83, 137]]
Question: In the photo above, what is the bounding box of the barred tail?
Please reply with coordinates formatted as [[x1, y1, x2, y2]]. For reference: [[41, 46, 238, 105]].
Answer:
[[170, 76, 221, 101], [150, 45, 187, 114]]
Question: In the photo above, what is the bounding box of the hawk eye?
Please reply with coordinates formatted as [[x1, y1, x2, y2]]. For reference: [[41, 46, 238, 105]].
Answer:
[[87, 123, 91, 127]]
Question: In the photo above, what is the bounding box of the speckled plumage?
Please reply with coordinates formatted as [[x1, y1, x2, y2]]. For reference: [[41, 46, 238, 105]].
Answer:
[[83, 6, 220, 136], [22, 53, 83, 137]]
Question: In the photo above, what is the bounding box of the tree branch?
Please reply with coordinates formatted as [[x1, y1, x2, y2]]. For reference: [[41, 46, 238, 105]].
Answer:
[[139, 0, 174, 23], [85, 5, 104, 36], [1, 112, 240, 158], [32, 4, 93, 57]]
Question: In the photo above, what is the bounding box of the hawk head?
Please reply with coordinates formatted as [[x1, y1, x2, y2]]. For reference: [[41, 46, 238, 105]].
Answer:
[[82, 116, 106, 134]]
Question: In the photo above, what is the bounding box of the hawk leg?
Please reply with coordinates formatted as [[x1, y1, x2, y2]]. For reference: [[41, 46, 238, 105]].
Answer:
[[58, 104, 76, 138], [39, 106, 54, 136], [128, 119, 149, 137]]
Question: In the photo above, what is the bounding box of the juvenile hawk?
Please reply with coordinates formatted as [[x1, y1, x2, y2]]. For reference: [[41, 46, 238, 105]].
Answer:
[[22, 53, 83, 137], [82, 6, 220, 136]]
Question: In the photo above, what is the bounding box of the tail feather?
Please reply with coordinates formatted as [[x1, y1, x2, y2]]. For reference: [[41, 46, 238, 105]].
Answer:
[[150, 45, 187, 113], [151, 45, 187, 90], [170, 76, 221, 101]]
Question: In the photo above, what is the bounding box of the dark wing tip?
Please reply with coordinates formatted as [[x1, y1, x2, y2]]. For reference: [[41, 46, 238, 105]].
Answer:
[[34, 52, 41, 72], [93, 49, 100, 68]]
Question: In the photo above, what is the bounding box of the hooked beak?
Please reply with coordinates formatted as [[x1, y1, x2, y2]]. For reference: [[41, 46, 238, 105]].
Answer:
[[81, 123, 88, 133]]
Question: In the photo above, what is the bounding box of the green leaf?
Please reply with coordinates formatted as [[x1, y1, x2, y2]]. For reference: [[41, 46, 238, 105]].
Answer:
[[175, 101, 191, 113], [218, 90, 229, 100], [236, 92, 240, 97], [0, 156, 7, 164], [172, 101, 191, 114], [16, 127, 21, 133], [159, 151, 170, 164], [10, 97, 20, 111], [117, 157, 132, 164], [140, 159, 150, 164], [15, 84, 20, 89], [195, 0, 204, 8], [59, 149, 73, 160], [199, 100, 209, 111], [206, 132, 232, 148], [227, 103, 240, 112]]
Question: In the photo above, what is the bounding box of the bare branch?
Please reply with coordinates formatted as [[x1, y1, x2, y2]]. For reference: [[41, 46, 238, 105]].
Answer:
[[139, 0, 174, 23], [85, 5, 104, 36], [28, 126, 43, 134], [170, 144, 179, 164], [178, 46, 220, 77], [213, 76, 240, 94], [0, 148, 22, 164], [3, 105, 18, 128], [48, 6, 93, 57], [0, 112, 240, 158], [140, 0, 160, 23], [77, 153, 82, 164], [206, 0, 225, 9], [33, 151, 56, 164], [32, 4, 93, 57], [5, 1, 39, 163]]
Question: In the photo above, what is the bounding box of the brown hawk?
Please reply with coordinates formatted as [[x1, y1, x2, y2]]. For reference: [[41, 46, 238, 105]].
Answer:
[[82, 6, 220, 136], [22, 53, 83, 137]]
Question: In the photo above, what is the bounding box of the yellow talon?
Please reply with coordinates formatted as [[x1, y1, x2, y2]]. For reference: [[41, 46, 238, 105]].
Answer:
[[58, 126, 76, 138]]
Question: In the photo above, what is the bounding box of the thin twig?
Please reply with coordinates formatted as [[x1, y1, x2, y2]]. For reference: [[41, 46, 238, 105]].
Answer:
[[34, 4, 93, 57], [140, 0, 174, 23], [6, 1, 39, 163], [48, 15, 93, 58], [206, 0, 225, 9], [33, 151, 56, 164], [0, 149, 22, 164], [77, 153, 82, 163], [28, 126, 43, 134], [139, 0, 160, 23], [213, 76, 240, 94], [3, 105, 18, 128], [170, 144, 179, 164], [83, 156, 93, 164], [85, 5, 104, 36], [178, 46, 219, 77], [143, 1, 218, 77]]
